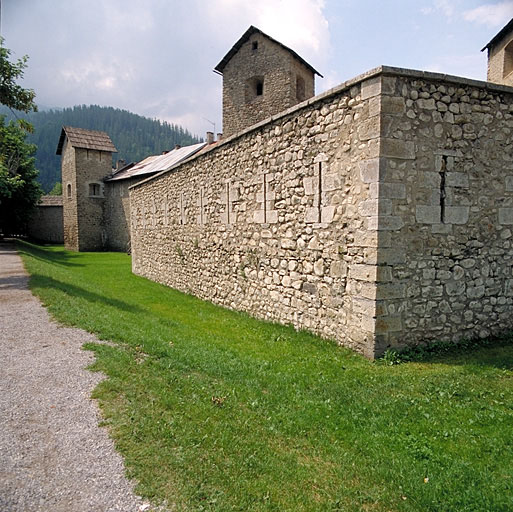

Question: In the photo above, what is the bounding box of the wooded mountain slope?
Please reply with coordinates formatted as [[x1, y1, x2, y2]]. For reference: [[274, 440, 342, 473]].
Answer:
[[1, 105, 202, 192]]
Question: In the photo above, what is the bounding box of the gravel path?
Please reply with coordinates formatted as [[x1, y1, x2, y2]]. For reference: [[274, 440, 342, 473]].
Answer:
[[0, 242, 151, 512]]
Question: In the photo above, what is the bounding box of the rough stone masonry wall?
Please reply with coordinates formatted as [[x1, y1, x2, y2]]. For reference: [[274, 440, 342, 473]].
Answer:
[[61, 139, 79, 251], [372, 70, 513, 352], [131, 75, 384, 357], [74, 148, 112, 251], [28, 204, 64, 243], [104, 178, 138, 252]]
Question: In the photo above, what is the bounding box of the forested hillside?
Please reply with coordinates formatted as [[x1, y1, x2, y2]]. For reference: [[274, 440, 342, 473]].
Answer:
[[1, 105, 202, 192]]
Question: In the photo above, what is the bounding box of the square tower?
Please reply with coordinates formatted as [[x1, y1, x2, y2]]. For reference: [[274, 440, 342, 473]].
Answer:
[[482, 18, 513, 86], [56, 126, 117, 251], [215, 26, 322, 138]]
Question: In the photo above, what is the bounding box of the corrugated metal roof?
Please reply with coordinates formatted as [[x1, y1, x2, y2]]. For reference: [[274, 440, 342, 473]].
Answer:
[[482, 17, 513, 51], [38, 195, 63, 206], [56, 126, 117, 155], [214, 25, 323, 77], [106, 141, 207, 181]]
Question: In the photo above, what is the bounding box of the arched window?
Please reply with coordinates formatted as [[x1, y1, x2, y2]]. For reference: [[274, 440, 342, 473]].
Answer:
[[67, 183, 72, 199]]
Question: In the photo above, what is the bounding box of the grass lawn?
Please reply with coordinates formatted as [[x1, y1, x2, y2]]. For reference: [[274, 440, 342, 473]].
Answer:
[[18, 241, 513, 511]]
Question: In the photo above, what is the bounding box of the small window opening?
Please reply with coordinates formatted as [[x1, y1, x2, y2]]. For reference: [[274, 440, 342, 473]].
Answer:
[[504, 40, 513, 78], [296, 75, 306, 101], [67, 183, 72, 199], [252, 41, 258, 51], [89, 183, 101, 197], [245, 76, 264, 102]]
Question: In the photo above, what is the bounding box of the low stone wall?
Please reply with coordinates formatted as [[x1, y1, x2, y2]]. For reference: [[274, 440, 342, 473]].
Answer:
[[130, 66, 513, 358], [28, 196, 64, 243]]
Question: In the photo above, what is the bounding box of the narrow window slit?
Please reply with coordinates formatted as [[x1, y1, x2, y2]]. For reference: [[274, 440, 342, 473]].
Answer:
[[440, 156, 447, 223], [226, 182, 230, 225], [317, 162, 322, 222], [263, 173, 267, 223]]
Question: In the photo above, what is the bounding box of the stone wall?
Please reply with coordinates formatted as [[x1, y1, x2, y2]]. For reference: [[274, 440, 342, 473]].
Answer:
[[131, 73, 382, 357], [222, 31, 315, 138], [61, 139, 79, 250], [104, 178, 138, 252], [28, 196, 63, 243], [371, 69, 513, 353], [130, 66, 513, 358]]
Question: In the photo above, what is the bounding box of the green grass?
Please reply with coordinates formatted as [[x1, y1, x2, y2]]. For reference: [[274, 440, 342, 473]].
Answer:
[[18, 241, 513, 512]]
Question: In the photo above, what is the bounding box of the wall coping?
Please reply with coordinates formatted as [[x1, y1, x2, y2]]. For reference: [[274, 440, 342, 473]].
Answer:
[[129, 65, 513, 191]]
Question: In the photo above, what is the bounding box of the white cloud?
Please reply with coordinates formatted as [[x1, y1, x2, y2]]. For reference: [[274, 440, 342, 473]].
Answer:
[[204, 0, 330, 65], [463, 1, 513, 27]]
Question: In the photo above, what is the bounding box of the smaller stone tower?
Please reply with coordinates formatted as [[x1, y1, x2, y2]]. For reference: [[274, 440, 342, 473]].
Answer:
[[214, 26, 322, 138], [482, 18, 513, 86], [56, 126, 117, 251]]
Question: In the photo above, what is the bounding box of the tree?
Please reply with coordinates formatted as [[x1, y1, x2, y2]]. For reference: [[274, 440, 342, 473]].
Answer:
[[48, 181, 62, 195], [0, 121, 41, 235], [0, 38, 37, 113], [0, 38, 41, 236]]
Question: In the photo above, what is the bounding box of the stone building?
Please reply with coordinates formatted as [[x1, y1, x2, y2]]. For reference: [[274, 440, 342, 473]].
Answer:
[[57, 126, 117, 251], [51, 22, 513, 358], [54, 126, 206, 252], [483, 18, 513, 86], [215, 25, 322, 138]]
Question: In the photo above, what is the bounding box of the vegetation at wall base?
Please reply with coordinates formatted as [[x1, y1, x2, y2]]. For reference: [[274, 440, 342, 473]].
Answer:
[[18, 241, 513, 512]]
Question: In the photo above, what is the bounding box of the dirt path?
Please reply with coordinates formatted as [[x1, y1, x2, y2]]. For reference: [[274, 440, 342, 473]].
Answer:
[[0, 242, 150, 512]]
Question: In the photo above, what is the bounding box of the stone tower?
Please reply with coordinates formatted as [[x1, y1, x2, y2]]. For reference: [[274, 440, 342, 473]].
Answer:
[[56, 126, 117, 251], [214, 26, 322, 138], [482, 18, 513, 86]]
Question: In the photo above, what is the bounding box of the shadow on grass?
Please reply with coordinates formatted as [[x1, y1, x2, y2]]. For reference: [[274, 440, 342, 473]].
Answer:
[[397, 336, 513, 371], [15, 240, 84, 268], [30, 273, 143, 314]]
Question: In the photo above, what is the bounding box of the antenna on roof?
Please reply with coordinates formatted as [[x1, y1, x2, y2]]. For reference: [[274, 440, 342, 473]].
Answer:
[[203, 117, 216, 136]]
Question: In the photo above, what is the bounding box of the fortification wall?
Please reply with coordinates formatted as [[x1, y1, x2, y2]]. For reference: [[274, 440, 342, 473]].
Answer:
[[371, 71, 513, 352], [131, 74, 384, 357], [28, 198, 63, 243], [104, 178, 137, 252]]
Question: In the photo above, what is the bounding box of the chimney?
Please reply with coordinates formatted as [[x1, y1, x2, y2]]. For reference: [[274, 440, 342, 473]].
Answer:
[[206, 131, 214, 144], [217, 133, 223, 142], [175, 144, 181, 150], [116, 159, 126, 170], [162, 150, 169, 155]]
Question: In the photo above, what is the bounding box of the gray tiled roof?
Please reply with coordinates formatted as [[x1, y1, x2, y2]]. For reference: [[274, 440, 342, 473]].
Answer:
[[106, 142, 207, 181], [56, 126, 117, 155], [38, 195, 63, 206]]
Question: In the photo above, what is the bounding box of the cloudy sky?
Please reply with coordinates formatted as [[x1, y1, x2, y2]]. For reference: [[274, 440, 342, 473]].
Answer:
[[3, 0, 513, 137]]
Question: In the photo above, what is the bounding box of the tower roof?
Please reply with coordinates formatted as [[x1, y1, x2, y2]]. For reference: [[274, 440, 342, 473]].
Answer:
[[214, 25, 323, 78], [56, 126, 117, 155], [481, 17, 513, 51]]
